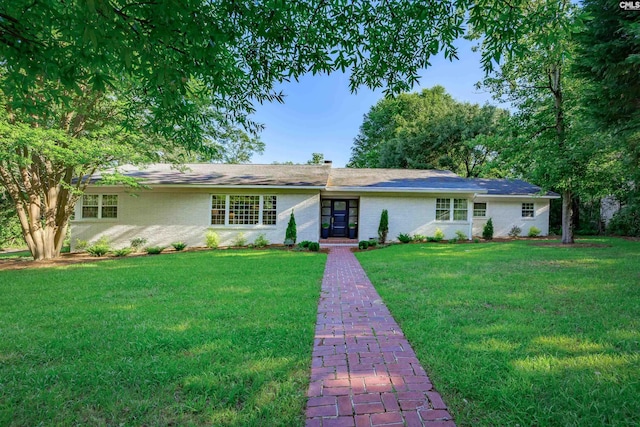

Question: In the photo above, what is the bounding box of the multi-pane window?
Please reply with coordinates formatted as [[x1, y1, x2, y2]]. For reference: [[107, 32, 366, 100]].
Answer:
[[211, 195, 277, 226], [473, 202, 487, 218], [453, 199, 468, 220], [81, 195, 117, 219], [229, 195, 260, 225], [82, 195, 99, 218], [436, 198, 450, 221], [211, 195, 226, 224], [436, 198, 469, 221], [101, 195, 118, 218], [522, 203, 535, 218], [262, 196, 277, 225]]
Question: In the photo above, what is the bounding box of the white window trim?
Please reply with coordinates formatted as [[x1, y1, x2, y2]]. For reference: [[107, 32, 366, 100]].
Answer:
[[80, 194, 118, 220], [473, 202, 488, 218], [435, 198, 470, 222], [211, 194, 277, 227], [522, 202, 535, 219]]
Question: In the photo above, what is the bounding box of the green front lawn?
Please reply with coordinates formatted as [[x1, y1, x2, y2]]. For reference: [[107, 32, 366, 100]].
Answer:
[[357, 238, 640, 427], [0, 249, 326, 426]]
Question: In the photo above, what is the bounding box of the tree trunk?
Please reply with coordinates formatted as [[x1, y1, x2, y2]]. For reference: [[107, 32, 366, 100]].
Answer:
[[1, 166, 74, 260], [561, 189, 574, 244]]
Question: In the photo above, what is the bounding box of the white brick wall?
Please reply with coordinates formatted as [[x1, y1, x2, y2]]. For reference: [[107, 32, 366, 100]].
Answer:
[[358, 195, 474, 241], [70, 188, 320, 250], [472, 197, 551, 237], [70, 187, 553, 250]]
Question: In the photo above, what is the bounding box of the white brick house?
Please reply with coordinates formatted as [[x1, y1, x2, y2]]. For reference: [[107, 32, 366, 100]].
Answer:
[[70, 163, 559, 250]]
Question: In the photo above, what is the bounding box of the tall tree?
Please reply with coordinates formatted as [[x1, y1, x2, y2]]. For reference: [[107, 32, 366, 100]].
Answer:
[[470, 0, 589, 244], [348, 86, 506, 177], [0, 83, 166, 259]]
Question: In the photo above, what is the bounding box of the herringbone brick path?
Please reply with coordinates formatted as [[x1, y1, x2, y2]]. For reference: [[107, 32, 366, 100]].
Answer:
[[305, 246, 455, 427]]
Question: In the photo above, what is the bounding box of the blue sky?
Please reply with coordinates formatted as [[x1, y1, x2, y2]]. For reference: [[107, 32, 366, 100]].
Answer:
[[251, 39, 496, 167]]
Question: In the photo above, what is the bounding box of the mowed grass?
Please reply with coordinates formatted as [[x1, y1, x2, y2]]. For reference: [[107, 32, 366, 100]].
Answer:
[[356, 238, 640, 427], [0, 249, 326, 426]]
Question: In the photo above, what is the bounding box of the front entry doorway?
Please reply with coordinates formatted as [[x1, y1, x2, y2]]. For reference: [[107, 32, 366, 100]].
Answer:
[[321, 199, 359, 238]]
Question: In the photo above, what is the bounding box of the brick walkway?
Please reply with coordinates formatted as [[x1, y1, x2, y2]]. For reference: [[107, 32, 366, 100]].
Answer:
[[305, 247, 455, 427]]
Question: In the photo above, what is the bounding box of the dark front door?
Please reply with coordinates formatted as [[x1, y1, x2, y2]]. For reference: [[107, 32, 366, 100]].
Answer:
[[331, 200, 348, 237]]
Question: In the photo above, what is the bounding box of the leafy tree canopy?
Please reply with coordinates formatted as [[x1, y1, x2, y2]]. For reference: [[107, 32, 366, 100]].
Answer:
[[1, 0, 470, 147], [348, 86, 507, 177], [573, 0, 640, 179]]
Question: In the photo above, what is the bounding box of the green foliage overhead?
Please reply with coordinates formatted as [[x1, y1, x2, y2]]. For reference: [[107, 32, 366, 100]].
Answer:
[[348, 86, 507, 177], [574, 0, 640, 150], [0, 0, 470, 144]]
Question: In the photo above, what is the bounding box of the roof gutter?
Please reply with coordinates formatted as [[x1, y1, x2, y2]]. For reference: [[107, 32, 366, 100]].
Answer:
[[323, 186, 488, 194], [474, 193, 561, 199], [87, 183, 326, 190]]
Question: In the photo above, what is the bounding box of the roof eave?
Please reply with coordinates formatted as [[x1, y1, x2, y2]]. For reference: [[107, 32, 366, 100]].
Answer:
[[474, 193, 561, 199], [324, 186, 488, 194], [86, 183, 326, 190]]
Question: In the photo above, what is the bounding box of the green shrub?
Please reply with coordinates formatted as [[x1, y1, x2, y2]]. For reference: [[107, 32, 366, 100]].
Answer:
[[607, 203, 640, 236], [378, 209, 389, 244], [145, 246, 165, 255], [508, 225, 522, 238], [367, 239, 378, 247], [112, 247, 133, 257], [285, 211, 297, 244], [455, 230, 467, 241], [0, 194, 22, 248], [254, 234, 270, 248], [171, 242, 187, 251], [86, 236, 111, 257], [412, 234, 427, 242], [449, 237, 458, 244], [434, 228, 445, 242], [482, 218, 494, 240], [86, 244, 110, 257], [308, 242, 320, 252], [74, 239, 89, 251], [397, 233, 412, 243], [130, 237, 148, 252], [473, 238, 480, 243], [298, 240, 312, 248], [527, 226, 541, 237], [205, 229, 220, 248], [358, 240, 370, 250], [232, 232, 247, 247]]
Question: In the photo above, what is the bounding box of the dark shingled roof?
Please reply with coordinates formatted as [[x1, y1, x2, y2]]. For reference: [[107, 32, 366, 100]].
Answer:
[[91, 163, 331, 187], [327, 168, 484, 191], [470, 178, 559, 197], [88, 164, 558, 197]]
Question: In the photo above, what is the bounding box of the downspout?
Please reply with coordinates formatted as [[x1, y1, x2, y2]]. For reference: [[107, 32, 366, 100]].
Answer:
[[468, 194, 476, 240]]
